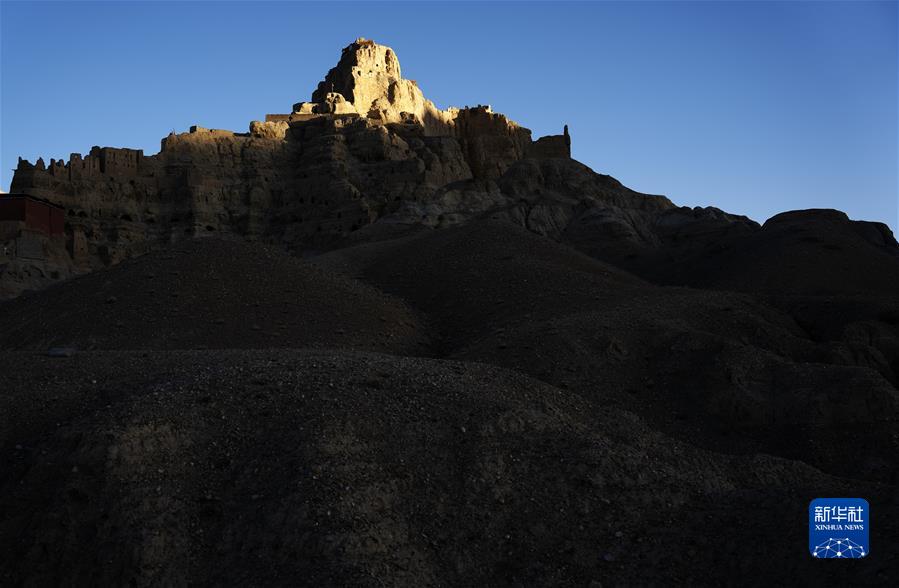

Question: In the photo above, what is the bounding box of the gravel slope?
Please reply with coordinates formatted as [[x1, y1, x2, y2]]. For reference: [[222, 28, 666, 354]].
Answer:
[[1, 350, 895, 586], [0, 239, 430, 355]]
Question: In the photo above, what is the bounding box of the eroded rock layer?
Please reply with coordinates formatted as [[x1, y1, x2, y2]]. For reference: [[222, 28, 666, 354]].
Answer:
[[6, 38, 898, 303], [3, 38, 659, 298]]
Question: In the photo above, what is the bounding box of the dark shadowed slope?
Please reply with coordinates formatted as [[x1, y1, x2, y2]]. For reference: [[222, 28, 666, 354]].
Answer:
[[1, 350, 895, 586], [574, 208, 899, 295], [0, 238, 430, 355], [318, 217, 648, 352], [681, 210, 899, 295], [317, 220, 899, 481], [1, 218, 897, 586]]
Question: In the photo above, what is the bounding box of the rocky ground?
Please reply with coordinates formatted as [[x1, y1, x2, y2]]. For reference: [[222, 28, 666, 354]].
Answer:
[[1, 350, 895, 586], [1, 216, 898, 586]]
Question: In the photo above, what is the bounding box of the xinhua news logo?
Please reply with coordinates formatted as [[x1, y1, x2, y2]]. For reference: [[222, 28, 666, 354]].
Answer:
[[809, 498, 869, 559]]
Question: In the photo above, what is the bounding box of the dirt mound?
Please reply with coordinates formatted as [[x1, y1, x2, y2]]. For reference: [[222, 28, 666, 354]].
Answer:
[[605, 208, 899, 295], [701, 210, 899, 294], [0, 238, 429, 355], [317, 219, 646, 351], [1, 350, 894, 586]]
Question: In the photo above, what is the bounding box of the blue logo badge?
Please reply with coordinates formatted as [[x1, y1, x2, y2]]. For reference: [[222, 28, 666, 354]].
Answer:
[[809, 498, 869, 558]]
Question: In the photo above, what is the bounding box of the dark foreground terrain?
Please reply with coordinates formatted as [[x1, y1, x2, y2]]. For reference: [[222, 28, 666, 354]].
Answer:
[[1, 218, 898, 585]]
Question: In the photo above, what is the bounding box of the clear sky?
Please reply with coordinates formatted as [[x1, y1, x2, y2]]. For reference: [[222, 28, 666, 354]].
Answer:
[[1, 1, 896, 231]]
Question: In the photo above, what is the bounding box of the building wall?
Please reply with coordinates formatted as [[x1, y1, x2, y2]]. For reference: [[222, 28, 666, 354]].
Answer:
[[0, 197, 26, 222], [0, 196, 64, 236]]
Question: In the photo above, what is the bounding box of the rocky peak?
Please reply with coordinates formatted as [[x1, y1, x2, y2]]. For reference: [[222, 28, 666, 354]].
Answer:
[[311, 38, 402, 107], [295, 38, 444, 129], [5, 37, 581, 299]]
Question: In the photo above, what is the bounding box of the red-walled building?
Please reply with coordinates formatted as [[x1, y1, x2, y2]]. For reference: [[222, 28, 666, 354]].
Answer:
[[0, 194, 64, 236]]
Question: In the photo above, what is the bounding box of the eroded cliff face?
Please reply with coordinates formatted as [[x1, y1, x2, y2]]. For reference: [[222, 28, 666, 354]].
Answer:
[[6, 37, 676, 299]]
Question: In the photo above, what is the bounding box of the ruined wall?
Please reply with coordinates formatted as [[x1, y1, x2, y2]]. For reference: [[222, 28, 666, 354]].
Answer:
[[12, 145, 166, 271], [529, 134, 571, 159], [451, 107, 533, 180]]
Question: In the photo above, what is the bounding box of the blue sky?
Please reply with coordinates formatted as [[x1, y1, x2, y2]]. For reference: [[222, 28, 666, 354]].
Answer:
[[1, 1, 896, 230]]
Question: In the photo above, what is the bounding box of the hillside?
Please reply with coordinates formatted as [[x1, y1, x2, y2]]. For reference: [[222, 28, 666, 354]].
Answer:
[[2, 38, 897, 585]]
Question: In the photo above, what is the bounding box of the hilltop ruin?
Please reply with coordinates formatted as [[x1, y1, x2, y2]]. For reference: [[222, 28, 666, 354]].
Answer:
[[3, 38, 577, 298]]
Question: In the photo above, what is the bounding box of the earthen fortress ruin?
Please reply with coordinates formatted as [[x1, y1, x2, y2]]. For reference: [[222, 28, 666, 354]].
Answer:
[[3, 38, 577, 298]]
